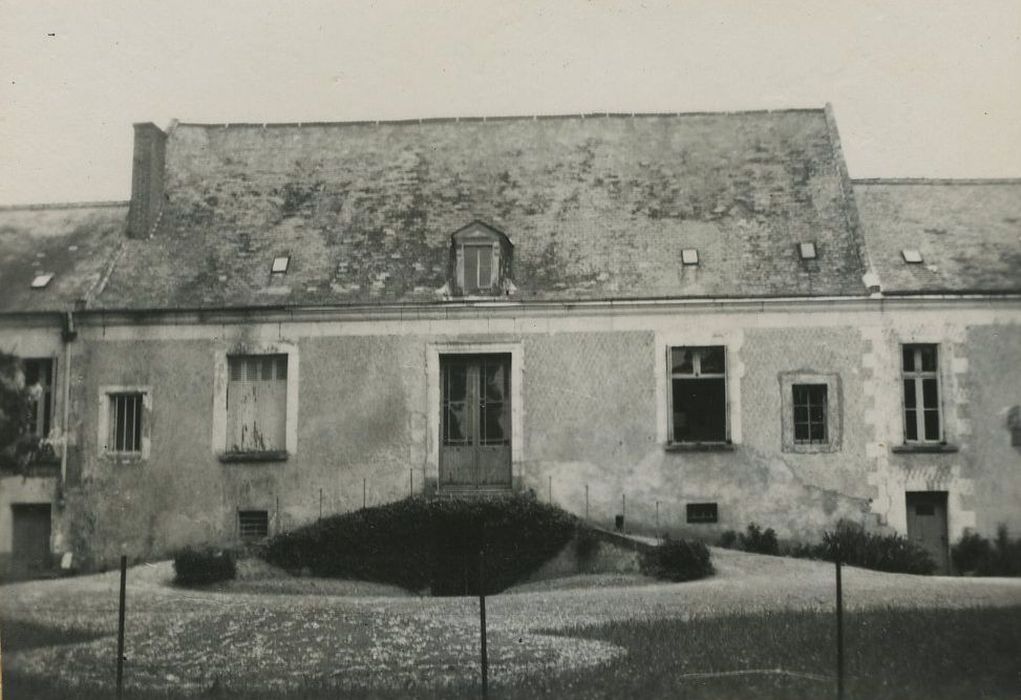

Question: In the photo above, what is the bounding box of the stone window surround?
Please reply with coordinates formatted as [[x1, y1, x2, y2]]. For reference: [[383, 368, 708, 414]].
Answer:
[[97, 385, 152, 461], [779, 371, 842, 453], [212, 342, 299, 461]]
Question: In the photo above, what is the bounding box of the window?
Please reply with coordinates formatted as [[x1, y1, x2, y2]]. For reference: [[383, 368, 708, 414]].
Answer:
[[681, 249, 700, 266], [226, 355, 288, 453], [792, 384, 827, 444], [108, 392, 144, 453], [23, 358, 54, 438], [687, 503, 718, 523], [238, 510, 269, 540], [450, 221, 512, 296], [30, 273, 54, 289], [902, 344, 942, 443], [271, 255, 290, 274], [670, 346, 727, 443], [798, 242, 817, 260], [901, 249, 923, 264], [779, 372, 841, 453]]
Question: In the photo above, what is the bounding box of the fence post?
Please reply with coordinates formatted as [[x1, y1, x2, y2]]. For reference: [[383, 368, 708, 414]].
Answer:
[[319, 487, 323, 521], [116, 554, 127, 699], [479, 546, 489, 698], [410, 469, 414, 497], [585, 484, 589, 520], [548, 475, 552, 503], [835, 553, 845, 700], [656, 501, 660, 530], [363, 477, 366, 509]]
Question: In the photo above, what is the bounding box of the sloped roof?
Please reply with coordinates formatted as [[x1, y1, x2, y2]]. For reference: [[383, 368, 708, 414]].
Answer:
[[853, 180, 1021, 294], [95, 109, 868, 309], [0, 203, 127, 313]]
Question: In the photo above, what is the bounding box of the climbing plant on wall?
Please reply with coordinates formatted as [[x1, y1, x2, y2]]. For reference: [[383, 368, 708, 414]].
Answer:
[[0, 350, 42, 475]]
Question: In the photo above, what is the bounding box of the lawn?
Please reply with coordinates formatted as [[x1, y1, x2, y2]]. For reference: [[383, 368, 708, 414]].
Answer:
[[2, 548, 1020, 698]]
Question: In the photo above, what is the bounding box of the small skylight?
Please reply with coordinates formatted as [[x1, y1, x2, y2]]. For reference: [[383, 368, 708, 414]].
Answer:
[[681, 249, 700, 266], [798, 242, 817, 260], [271, 256, 290, 274], [901, 249, 923, 264], [31, 273, 54, 289]]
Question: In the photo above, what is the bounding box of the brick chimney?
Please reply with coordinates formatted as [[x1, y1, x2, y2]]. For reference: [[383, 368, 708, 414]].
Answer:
[[127, 122, 168, 239]]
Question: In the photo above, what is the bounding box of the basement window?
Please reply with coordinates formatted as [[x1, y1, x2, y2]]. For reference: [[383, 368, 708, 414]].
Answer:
[[798, 242, 817, 260], [238, 510, 269, 540], [681, 249, 700, 266], [271, 256, 290, 274], [686, 503, 718, 524], [901, 249, 923, 264], [31, 273, 54, 289], [669, 346, 728, 443]]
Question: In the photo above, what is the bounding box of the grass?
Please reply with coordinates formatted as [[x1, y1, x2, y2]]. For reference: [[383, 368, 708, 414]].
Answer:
[[4, 606, 1019, 699]]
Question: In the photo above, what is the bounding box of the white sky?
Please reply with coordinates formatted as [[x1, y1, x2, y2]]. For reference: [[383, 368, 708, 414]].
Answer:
[[1, 0, 1019, 204]]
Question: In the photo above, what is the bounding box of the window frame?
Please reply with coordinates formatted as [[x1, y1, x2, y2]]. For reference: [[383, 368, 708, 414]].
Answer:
[[779, 372, 841, 453], [212, 344, 298, 463], [238, 509, 270, 541], [668, 346, 729, 445], [792, 383, 828, 445], [23, 357, 56, 439], [98, 385, 152, 461], [901, 344, 944, 444], [449, 221, 513, 297], [225, 353, 289, 456]]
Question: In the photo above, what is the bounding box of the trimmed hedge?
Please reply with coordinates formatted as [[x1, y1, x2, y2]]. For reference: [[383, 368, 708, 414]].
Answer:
[[952, 525, 1021, 576], [787, 520, 936, 575], [718, 523, 779, 555], [173, 547, 236, 586], [641, 537, 714, 582], [263, 495, 577, 595]]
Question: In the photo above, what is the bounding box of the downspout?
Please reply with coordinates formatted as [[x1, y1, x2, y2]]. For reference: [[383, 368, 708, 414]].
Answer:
[[59, 310, 78, 498]]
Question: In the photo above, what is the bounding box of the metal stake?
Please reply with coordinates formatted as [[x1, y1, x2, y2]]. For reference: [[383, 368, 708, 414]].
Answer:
[[585, 484, 589, 519], [479, 547, 488, 698], [116, 555, 127, 699], [836, 553, 845, 700]]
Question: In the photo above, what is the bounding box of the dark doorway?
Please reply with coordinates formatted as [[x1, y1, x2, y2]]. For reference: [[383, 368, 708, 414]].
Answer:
[[905, 491, 949, 574], [439, 354, 512, 491], [11, 503, 52, 575]]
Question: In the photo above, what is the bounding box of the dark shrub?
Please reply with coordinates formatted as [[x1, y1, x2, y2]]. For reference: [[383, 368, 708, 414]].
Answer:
[[718, 529, 738, 549], [263, 495, 576, 595], [173, 547, 236, 586], [574, 525, 601, 562], [818, 520, 935, 575], [740, 523, 779, 555], [952, 525, 1021, 576], [641, 537, 714, 582]]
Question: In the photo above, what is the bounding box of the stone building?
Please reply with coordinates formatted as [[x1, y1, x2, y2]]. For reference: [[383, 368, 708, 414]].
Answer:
[[1, 106, 1019, 577]]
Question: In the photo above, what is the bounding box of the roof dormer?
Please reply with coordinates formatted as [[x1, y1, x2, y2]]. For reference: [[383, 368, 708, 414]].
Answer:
[[450, 221, 514, 297]]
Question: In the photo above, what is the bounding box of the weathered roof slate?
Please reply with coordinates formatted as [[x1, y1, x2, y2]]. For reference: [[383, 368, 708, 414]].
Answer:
[[95, 109, 868, 309], [853, 180, 1021, 294], [0, 203, 127, 313]]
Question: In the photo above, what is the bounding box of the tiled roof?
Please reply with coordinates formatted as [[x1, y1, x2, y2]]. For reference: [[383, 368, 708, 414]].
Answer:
[[0, 203, 127, 313], [853, 180, 1021, 294], [94, 109, 868, 309]]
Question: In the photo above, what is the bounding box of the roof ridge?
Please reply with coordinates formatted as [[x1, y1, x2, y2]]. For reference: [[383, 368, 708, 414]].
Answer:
[[172, 107, 827, 130], [0, 200, 130, 211], [852, 178, 1021, 186]]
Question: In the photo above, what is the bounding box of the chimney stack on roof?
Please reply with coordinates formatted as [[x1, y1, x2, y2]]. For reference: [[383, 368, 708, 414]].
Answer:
[[127, 122, 167, 239]]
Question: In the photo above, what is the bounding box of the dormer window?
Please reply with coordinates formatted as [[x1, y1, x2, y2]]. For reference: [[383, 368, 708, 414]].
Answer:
[[450, 221, 513, 296], [271, 256, 290, 274]]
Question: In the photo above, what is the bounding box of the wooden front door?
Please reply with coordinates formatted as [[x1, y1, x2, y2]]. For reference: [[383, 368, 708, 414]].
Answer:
[[906, 491, 950, 574], [11, 504, 52, 574], [440, 354, 511, 490]]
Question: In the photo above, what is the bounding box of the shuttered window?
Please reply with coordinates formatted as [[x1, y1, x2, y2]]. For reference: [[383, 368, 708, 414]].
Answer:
[[108, 392, 143, 453], [227, 355, 288, 453]]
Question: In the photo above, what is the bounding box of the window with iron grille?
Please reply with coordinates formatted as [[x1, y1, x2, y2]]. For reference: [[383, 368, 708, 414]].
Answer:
[[108, 392, 143, 453], [669, 346, 727, 443], [23, 358, 55, 438], [238, 510, 269, 540], [686, 503, 718, 523], [902, 344, 942, 443], [226, 355, 288, 453], [792, 384, 827, 444]]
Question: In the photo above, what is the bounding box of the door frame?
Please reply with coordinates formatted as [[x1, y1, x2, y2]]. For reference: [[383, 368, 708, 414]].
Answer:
[[427, 342, 523, 493], [11, 503, 53, 574]]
